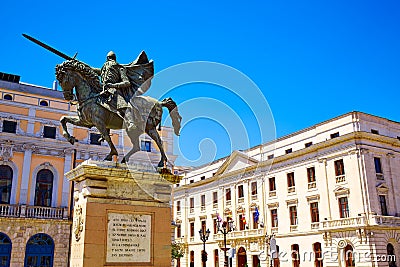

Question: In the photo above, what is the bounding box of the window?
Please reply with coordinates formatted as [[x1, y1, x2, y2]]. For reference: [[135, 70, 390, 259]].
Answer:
[[213, 192, 218, 207], [374, 157, 383, 178], [251, 182, 257, 195], [213, 218, 218, 234], [271, 209, 278, 227], [190, 198, 194, 210], [285, 148, 293, 154], [238, 185, 244, 198], [387, 243, 397, 267], [287, 172, 295, 192], [200, 176, 205, 180], [141, 140, 151, 152], [371, 129, 379, 134], [0, 166, 12, 204], [201, 220, 206, 234], [267, 154, 274, 160], [291, 244, 300, 267], [226, 216, 232, 232], [190, 180, 194, 184], [190, 251, 194, 267], [310, 202, 320, 223], [305, 142, 313, 148], [176, 201, 181, 212], [379, 195, 388, 216], [3, 94, 12, 101], [214, 249, 219, 267], [289, 206, 298, 225], [90, 133, 102, 145], [39, 100, 49, 106], [225, 188, 231, 201], [338, 197, 349, 218], [0, 233, 11, 267], [34, 169, 54, 207], [2, 120, 16, 133], [269, 177, 276, 191], [190, 222, 194, 237], [330, 132, 339, 139], [43, 126, 56, 139], [313, 242, 323, 267], [24, 234, 54, 267], [307, 167, 316, 183], [201, 195, 205, 209], [334, 159, 345, 176], [239, 214, 245, 230], [176, 224, 181, 238], [344, 244, 355, 267]]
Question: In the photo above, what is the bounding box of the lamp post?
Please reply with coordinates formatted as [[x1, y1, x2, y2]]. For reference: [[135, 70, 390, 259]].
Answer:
[[217, 219, 234, 267], [199, 228, 210, 267]]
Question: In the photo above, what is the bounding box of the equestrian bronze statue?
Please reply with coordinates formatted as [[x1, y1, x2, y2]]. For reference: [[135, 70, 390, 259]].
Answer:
[[23, 34, 182, 168]]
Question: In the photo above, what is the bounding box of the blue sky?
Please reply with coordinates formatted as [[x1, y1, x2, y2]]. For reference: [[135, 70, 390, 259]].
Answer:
[[1, 0, 400, 166]]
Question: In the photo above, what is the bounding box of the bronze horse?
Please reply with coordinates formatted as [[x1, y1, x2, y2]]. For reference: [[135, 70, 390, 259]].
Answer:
[[55, 60, 181, 167]]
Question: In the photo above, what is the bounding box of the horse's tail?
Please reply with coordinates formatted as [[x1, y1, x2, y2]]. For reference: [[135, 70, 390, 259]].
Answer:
[[160, 97, 182, 136]]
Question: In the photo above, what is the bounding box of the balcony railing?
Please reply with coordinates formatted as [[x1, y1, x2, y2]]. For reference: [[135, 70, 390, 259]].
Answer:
[[271, 227, 278, 234], [376, 173, 384, 180], [214, 228, 264, 240], [371, 215, 400, 226], [290, 225, 298, 232], [308, 182, 316, 189], [335, 175, 346, 183], [269, 191, 276, 197], [0, 204, 68, 219], [238, 198, 244, 204], [311, 222, 320, 229], [322, 216, 366, 229], [288, 187, 296, 193]]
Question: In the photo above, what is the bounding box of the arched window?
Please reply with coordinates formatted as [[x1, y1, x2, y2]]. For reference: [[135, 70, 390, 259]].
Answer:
[[3, 95, 12, 101], [39, 100, 48, 107], [24, 233, 54, 267], [292, 244, 300, 267], [0, 166, 12, 204], [344, 244, 355, 267], [0, 233, 11, 267], [34, 170, 53, 207], [387, 243, 397, 267], [190, 250, 194, 267]]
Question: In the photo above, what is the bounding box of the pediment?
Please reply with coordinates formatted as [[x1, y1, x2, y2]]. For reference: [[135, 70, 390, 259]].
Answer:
[[214, 150, 259, 176], [376, 183, 389, 194], [333, 186, 350, 196]]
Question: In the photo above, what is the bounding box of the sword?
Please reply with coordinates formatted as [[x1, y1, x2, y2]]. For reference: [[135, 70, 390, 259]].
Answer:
[[22, 33, 77, 60]]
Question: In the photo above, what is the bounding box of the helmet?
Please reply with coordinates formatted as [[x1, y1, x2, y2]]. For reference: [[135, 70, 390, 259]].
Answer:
[[106, 51, 116, 60]]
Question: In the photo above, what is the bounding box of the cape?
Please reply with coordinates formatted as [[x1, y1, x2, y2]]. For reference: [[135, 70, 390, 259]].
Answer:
[[123, 51, 154, 96]]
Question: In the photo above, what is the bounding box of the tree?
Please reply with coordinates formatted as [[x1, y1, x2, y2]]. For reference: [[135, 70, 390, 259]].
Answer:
[[171, 242, 185, 260]]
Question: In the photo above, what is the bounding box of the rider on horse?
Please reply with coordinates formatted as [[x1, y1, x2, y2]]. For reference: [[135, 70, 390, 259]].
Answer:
[[93, 51, 143, 131]]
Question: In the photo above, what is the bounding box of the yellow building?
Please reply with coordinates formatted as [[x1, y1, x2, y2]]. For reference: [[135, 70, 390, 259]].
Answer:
[[0, 72, 177, 267]]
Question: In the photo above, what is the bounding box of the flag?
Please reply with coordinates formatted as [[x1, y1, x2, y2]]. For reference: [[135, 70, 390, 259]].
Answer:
[[254, 207, 260, 222], [242, 216, 246, 225], [217, 213, 222, 222]]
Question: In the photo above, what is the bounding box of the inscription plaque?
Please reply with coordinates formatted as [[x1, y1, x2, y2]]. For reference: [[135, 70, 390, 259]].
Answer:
[[107, 212, 152, 263]]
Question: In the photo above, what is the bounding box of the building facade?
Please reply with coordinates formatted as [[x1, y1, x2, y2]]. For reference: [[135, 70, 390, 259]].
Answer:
[[0, 73, 176, 267], [173, 112, 400, 267]]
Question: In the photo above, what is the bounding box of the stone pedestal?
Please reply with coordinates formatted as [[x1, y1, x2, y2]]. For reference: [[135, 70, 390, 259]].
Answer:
[[66, 160, 173, 267]]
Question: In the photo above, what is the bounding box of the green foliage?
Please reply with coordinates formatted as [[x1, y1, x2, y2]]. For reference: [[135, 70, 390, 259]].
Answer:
[[171, 242, 185, 259]]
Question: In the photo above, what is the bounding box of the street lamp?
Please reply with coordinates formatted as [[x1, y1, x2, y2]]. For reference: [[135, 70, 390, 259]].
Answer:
[[217, 219, 234, 267], [199, 228, 210, 267]]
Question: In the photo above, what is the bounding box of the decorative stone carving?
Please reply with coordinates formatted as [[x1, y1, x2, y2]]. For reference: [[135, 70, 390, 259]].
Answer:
[[0, 141, 13, 161], [73, 204, 84, 241]]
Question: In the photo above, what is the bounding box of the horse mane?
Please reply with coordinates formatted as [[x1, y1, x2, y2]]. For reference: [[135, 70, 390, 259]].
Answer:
[[56, 60, 102, 92]]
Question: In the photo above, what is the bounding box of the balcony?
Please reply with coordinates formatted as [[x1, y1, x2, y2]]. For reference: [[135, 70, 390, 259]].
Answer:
[[251, 194, 258, 201], [335, 175, 346, 183], [376, 173, 384, 180], [269, 191, 276, 197], [226, 200, 231, 206], [189, 208, 194, 213], [290, 225, 298, 232], [288, 187, 296, 194], [271, 227, 278, 234], [213, 203, 218, 209], [311, 222, 320, 230], [0, 204, 68, 219], [238, 197, 244, 204], [308, 182, 316, 189], [371, 215, 400, 226], [322, 216, 366, 230], [200, 206, 206, 212], [214, 228, 264, 240]]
